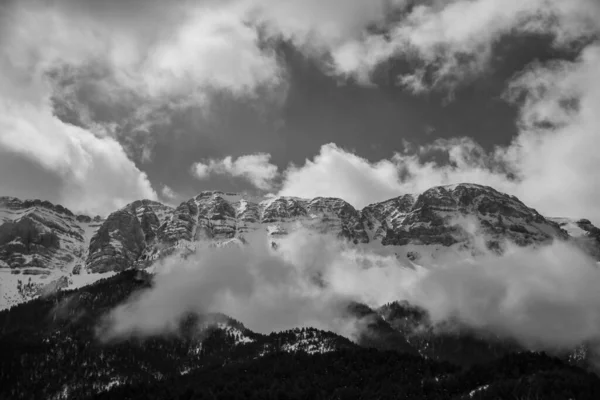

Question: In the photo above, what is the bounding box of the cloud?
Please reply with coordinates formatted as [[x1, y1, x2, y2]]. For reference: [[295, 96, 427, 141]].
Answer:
[[98, 230, 370, 340], [0, 1, 181, 214], [276, 46, 600, 223], [3, 0, 598, 109], [326, 0, 600, 91], [161, 185, 177, 201], [275, 140, 513, 210], [0, 0, 295, 206], [496, 44, 600, 224], [191, 153, 279, 190], [1, 0, 285, 101], [404, 239, 600, 350], [278, 143, 406, 208], [1, 0, 599, 222], [98, 225, 600, 354], [0, 84, 157, 215], [14, 0, 596, 135], [276, 123, 599, 224]]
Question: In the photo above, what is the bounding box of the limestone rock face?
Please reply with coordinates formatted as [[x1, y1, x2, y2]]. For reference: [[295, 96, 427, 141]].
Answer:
[[0, 217, 60, 269], [157, 200, 198, 244], [378, 184, 566, 250], [195, 193, 237, 240], [0, 197, 92, 273], [549, 217, 600, 259], [2, 183, 598, 311], [577, 219, 600, 244], [305, 197, 369, 244], [86, 210, 146, 273], [262, 197, 308, 223], [362, 194, 415, 241]]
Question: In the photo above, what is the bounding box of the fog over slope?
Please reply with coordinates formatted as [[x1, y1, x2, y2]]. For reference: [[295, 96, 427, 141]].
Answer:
[[100, 221, 600, 356]]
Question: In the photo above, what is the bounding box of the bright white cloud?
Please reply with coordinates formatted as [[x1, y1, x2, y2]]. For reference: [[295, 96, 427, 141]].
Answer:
[[327, 0, 600, 91], [406, 239, 600, 350], [4, 0, 599, 102], [277, 115, 599, 224], [98, 227, 600, 352], [161, 185, 177, 200], [278, 143, 405, 208], [192, 153, 279, 190], [275, 140, 511, 209], [498, 44, 600, 223], [0, 97, 157, 215], [0, 0, 158, 215], [271, 0, 600, 224], [0, 0, 285, 101]]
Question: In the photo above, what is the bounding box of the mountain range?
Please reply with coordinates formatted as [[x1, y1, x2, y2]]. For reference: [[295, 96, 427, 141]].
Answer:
[[2, 182, 599, 310], [2, 183, 600, 399]]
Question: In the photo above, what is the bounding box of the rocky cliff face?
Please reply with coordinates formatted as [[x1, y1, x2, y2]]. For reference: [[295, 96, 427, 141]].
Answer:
[[0, 197, 98, 274], [0, 197, 104, 308], [1, 184, 598, 310], [86, 209, 146, 273], [379, 184, 567, 250], [549, 217, 600, 259]]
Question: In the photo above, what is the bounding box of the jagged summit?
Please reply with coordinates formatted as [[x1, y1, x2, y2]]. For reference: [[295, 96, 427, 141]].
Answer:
[[1, 183, 599, 310]]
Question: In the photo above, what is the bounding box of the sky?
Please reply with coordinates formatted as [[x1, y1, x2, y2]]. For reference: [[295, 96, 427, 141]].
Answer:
[[0, 0, 599, 224]]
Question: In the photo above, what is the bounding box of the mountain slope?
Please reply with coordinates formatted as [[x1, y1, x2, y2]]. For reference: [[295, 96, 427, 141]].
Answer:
[[1, 183, 598, 310], [2, 271, 600, 400], [0, 271, 357, 399]]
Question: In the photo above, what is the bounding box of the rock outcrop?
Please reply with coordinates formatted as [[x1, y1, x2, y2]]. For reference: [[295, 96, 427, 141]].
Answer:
[[379, 184, 566, 250], [2, 183, 598, 310], [86, 210, 146, 273], [0, 197, 93, 273]]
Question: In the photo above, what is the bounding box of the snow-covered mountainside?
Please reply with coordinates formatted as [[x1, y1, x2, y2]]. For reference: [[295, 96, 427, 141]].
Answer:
[[1, 183, 598, 310], [0, 197, 107, 308], [548, 217, 600, 259]]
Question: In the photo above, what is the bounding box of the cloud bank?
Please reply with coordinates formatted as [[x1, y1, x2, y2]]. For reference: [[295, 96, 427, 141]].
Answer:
[[98, 227, 600, 354], [192, 153, 279, 190]]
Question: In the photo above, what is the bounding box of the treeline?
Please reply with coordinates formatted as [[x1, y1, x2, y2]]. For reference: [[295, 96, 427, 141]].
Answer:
[[92, 349, 600, 400], [1, 271, 600, 399]]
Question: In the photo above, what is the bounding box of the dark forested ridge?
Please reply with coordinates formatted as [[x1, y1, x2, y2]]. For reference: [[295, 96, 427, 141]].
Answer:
[[1, 271, 599, 400], [93, 350, 600, 400]]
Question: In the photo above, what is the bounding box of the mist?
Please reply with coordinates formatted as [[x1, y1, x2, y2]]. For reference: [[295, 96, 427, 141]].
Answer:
[[98, 227, 600, 354], [97, 230, 419, 342]]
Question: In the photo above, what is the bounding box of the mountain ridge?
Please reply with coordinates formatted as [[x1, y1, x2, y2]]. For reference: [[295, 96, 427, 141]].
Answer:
[[1, 183, 599, 310], [2, 269, 599, 399]]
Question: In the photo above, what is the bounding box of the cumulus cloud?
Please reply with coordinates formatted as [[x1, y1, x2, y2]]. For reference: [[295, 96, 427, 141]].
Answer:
[[191, 153, 279, 190], [278, 143, 406, 208], [3, 0, 598, 104], [98, 231, 370, 340], [275, 120, 598, 224], [0, 0, 288, 186], [276, 33, 600, 223], [276, 140, 510, 210], [0, 62, 157, 214], [98, 226, 600, 353], [0, 102, 157, 215], [12, 0, 596, 131], [0, 0, 285, 102], [405, 240, 600, 350], [327, 0, 600, 91], [161, 185, 177, 201]]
